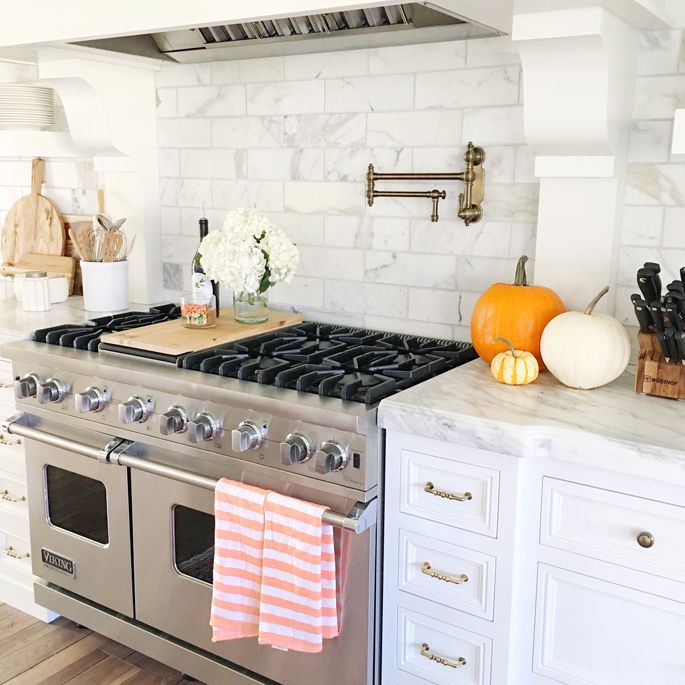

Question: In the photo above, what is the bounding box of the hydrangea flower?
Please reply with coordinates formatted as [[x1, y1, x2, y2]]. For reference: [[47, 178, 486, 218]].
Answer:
[[199, 208, 299, 294]]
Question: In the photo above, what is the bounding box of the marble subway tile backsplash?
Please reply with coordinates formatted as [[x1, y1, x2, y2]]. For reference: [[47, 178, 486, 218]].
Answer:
[[157, 36, 535, 340], [617, 20, 685, 328]]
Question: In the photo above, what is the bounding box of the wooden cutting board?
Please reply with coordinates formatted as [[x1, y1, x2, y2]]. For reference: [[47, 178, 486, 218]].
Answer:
[[0, 253, 76, 293], [100, 310, 304, 356], [1, 158, 64, 263]]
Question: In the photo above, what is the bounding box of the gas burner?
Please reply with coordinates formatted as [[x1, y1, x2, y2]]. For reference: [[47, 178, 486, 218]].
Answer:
[[32, 305, 180, 352], [179, 322, 477, 404]]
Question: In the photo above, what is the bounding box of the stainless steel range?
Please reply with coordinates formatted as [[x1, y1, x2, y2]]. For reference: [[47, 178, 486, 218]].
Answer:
[[1, 308, 476, 685]]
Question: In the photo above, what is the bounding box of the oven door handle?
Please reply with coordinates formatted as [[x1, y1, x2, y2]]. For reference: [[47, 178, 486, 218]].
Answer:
[[2, 412, 125, 462], [109, 444, 378, 534], [2, 412, 378, 535]]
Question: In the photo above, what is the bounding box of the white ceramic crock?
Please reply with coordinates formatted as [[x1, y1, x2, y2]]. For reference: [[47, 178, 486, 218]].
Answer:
[[21, 271, 50, 312], [80, 260, 129, 312]]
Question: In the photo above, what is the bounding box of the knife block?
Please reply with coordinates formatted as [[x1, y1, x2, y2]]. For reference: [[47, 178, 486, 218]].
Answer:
[[635, 332, 685, 399]]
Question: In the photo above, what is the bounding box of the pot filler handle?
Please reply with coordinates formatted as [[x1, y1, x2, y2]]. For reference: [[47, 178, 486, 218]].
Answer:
[[2, 412, 378, 535]]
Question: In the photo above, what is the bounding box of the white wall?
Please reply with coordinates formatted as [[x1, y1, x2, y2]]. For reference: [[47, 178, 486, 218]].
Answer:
[[157, 36, 538, 340]]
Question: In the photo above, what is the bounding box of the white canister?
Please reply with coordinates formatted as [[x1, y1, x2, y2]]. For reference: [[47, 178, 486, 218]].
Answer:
[[14, 275, 69, 303], [81, 260, 129, 312], [21, 271, 50, 312]]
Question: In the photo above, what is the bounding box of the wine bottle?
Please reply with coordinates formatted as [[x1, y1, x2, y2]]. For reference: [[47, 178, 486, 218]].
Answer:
[[191, 216, 220, 316]]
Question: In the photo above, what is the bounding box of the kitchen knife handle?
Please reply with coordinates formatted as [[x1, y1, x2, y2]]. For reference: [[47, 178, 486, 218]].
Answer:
[[638, 268, 659, 303], [632, 297, 653, 333], [644, 262, 662, 295]]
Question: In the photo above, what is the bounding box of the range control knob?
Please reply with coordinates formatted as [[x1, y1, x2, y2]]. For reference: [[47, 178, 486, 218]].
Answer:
[[118, 396, 150, 424], [231, 421, 264, 452], [14, 373, 41, 400], [188, 412, 219, 443], [314, 441, 348, 474], [159, 405, 189, 435], [36, 378, 67, 404], [280, 432, 312, 465], [74, 387, 106, 413]]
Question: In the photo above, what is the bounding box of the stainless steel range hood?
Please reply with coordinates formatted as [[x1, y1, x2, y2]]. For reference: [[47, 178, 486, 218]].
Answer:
[[75, 3, 499, 63]]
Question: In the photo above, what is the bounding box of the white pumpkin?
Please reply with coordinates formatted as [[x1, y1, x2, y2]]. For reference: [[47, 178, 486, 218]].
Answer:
[[540, 286, 631, 390]]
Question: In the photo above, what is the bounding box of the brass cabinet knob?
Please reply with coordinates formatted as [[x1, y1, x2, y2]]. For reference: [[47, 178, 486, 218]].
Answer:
[[637, 531, 654, 549]]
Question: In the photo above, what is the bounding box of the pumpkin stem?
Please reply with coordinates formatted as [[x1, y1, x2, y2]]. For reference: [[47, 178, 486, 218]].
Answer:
[[513, 255, 529, 286], [493, 337, 518, 357], [584, 285, 610, 315]]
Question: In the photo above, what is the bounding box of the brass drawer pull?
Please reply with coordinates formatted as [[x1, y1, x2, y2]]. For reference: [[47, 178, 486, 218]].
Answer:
[[4, 546, 30, 560], [1, 489, 26, 504], [637, 531, 654, 549], [424, 482, 472, 501], [0, 434, 21, 446], [421, 562, 468, 585], [420, 643, 466, 668]]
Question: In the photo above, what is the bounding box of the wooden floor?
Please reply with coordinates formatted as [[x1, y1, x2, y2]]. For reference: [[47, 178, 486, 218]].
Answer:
[[0, 603, 204, 685]]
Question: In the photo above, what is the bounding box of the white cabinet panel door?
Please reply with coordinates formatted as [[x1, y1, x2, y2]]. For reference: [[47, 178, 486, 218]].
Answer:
[[534, 564, 685, 684], [397, 606, 492, 685], [398, 528, 495, 620], [541, 477, 685, 583], [400, 449, 500, 537]]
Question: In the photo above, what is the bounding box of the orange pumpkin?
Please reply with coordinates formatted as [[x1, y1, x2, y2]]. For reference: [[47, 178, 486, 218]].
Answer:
[[470, 255, 565, 369]]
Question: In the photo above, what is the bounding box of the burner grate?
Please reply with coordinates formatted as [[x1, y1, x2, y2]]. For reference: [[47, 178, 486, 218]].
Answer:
[[32, 305, 181, 352], [179, 322, 477, 404]]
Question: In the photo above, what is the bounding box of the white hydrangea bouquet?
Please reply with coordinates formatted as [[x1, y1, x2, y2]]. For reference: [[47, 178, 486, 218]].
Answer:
[[199, 208, 299, 323]]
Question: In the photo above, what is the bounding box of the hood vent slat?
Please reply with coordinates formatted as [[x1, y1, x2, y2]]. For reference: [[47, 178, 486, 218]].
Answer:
[[201, 3, 417, 45], [78, 3, 498, 63]]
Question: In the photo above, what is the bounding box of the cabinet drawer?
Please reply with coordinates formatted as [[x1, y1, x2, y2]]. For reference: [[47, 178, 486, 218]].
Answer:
[[541, 477, 685, 582], [0, 529, 31, 574], [398, 529, 495, 620], [400, 450, 499, 537], [0, 438, 26, 481], [397, 606, 491, 685], [0, 358, 13, 386], [0, 385, 16, 411], [0, 471, 28, 533], [534, 564, 685, 684]]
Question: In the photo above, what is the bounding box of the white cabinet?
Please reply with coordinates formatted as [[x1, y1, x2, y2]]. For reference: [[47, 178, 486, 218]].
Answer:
[[0, 354, 57, 622], [396, 607, 492, 685], [541, 477, 685, 583], [383, 432, 519, 685], [534, 564, 685, 684], [383, 429, 685, 685], [399, 449, 500, 538]]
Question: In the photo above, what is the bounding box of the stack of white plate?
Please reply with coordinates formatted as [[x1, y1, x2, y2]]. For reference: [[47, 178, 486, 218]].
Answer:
[[0, 84, 55, 131]]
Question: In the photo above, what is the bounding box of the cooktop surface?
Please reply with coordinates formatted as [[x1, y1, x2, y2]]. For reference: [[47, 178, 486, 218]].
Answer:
[[30, 309, 476, 404]]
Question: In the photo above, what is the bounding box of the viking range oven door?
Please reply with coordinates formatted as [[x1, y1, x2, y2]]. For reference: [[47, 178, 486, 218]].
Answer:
[[22, 417, 134, 617], [131, 464, 376, 685]]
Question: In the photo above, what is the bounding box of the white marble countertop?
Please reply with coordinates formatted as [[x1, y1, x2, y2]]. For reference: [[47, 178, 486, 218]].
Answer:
[[379, 359, 685, 466], [0, 297, 149, 340]]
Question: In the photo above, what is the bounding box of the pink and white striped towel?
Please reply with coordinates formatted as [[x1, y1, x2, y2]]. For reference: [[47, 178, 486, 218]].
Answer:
[[210, 479, 339, 653], [258, 491, 339, 653], [210, 479, 268, 641]]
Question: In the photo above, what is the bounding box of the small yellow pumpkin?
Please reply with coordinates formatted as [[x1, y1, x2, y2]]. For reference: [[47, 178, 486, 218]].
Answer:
[[490, 337, 539, 385]]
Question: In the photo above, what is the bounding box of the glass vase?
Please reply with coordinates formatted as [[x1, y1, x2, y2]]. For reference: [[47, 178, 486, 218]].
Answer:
[[233, 290, 269, 324]]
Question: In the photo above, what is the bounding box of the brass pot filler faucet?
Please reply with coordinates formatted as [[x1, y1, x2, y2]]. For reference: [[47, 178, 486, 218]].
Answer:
[[366, 141, 485, 225]]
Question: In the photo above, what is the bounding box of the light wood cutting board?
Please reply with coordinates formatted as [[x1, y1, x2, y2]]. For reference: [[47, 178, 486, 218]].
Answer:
[[100, 310, 304, 356], [1, 158, 64, 263], [1, 253, 76, 293]]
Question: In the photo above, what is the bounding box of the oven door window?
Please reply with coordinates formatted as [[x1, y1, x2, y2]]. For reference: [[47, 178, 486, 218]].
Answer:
[[45, 465, 109, 545], [173, 505, 214, 585]]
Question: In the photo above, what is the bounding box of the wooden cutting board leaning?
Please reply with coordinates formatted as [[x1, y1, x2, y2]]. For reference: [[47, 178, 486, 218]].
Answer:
[[0, 253, 76, 293], [1, 158, 65, 263], [100, 310, 305, 356]]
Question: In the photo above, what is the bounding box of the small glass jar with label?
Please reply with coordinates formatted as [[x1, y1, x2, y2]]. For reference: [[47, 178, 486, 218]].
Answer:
[[181, 294, 216, 329]]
